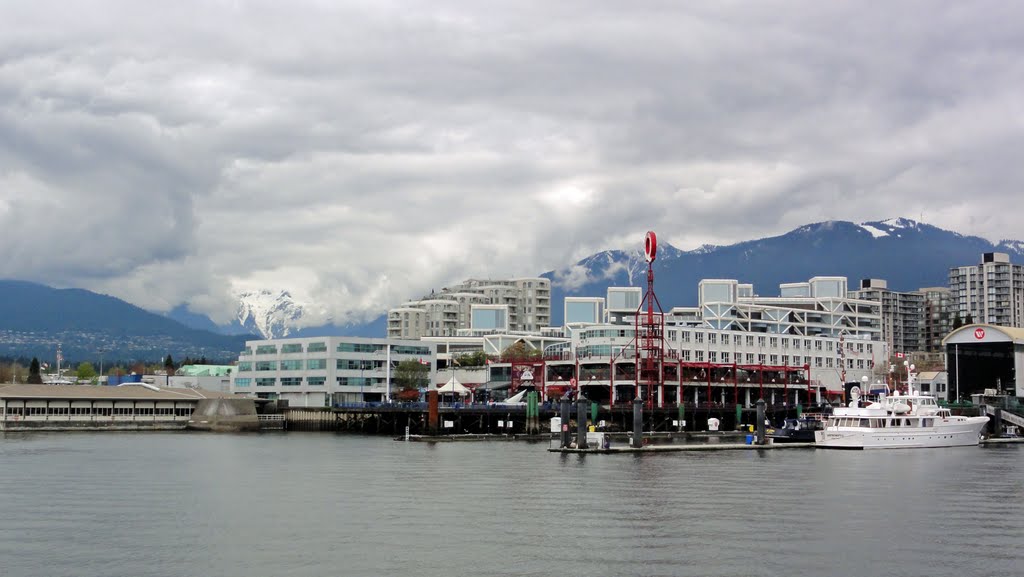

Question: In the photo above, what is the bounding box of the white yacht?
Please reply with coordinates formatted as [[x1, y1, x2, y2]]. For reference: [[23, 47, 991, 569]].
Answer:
[[815, 384, 990, 449]]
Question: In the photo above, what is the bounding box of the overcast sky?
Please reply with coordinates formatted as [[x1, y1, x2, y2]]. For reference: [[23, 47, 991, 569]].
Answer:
[[2, 1, 1022, 326]]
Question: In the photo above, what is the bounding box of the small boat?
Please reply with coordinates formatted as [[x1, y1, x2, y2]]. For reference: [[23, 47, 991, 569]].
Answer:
[[815, 383, 990, 450], [767, 414, 827, 443]]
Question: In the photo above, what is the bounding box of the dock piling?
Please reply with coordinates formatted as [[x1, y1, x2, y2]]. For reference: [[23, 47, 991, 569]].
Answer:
[[576, 399, 589, 449], [756, 398, 766, 445], [632, 397, 643, 448], [560, 399, 571, 448]]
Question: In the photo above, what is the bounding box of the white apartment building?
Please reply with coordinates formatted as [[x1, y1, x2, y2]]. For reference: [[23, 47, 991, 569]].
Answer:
[[232, 336, 436, 407], [949, 252, 1024, 328], [851, 278, 925, 354], [387, 278, 551, 339]]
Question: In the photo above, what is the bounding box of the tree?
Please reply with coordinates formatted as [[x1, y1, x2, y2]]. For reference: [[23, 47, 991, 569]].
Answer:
[[964, 313, 974, 325], [164, 354, 175, 375], [393, 359, 429, 401], [501, 341, 541, 361], [454, 350, 489, 367], [76, 362, 97, 382], [952, 313, 963, 330], [27, 357, 43, 384]]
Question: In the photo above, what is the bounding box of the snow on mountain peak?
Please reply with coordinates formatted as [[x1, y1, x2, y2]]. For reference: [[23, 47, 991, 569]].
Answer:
[[859, 224, 889, 238], [236, 289, 307, 339], [880, 217, 918, 229]]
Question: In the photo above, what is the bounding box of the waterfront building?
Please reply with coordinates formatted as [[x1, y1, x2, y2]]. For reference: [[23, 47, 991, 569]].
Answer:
[[944, 324, 1024, 399], [231, 336, 436, 406], [851, 278, 925, 354], [387, 278, 551, 339], [486, 276, 887, 407], [0, 384, 233, 431], [915, 371, 950, 401], [949, 252, 1024, 328]]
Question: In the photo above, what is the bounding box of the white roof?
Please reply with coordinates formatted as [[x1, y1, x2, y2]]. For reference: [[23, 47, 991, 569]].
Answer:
[[437, 377, 470, 395]]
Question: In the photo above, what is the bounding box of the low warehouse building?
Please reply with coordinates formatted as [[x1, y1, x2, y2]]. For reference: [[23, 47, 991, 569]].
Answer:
[[0, 384, 247, 431]]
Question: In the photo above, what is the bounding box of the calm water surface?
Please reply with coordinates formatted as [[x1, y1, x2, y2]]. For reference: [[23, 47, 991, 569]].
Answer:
[[1, 432, 1021, 577]]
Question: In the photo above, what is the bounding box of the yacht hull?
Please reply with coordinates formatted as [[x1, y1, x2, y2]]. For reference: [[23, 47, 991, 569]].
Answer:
[[815, 416, 990, 449]]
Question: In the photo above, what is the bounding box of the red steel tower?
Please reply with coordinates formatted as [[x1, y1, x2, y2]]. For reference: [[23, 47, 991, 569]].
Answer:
[[634, 231, 665, 407]]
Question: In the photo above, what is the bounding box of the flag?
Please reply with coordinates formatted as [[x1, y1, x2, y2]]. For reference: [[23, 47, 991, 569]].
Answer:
[[417, 358, 429, 366], [896, 352, 904, 359]]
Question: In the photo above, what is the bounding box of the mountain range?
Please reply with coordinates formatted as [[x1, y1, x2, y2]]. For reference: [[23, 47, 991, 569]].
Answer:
[[0, 280, 253, 363], [545, 217, 1024, 325], [2, 217, 1021, 361]]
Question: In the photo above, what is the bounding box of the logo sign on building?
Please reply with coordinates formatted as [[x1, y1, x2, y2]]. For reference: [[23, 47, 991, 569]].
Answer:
[[974, 328, 986, 340]]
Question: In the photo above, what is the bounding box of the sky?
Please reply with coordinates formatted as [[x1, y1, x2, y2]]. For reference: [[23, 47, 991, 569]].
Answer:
[[2, 1, 1023, 327]]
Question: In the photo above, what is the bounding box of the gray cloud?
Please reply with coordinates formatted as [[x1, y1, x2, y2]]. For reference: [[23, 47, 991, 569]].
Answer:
[[1, 1, 1022, 325]]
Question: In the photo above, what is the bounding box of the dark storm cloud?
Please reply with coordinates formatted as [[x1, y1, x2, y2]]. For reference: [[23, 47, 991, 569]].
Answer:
[[1, 0, 1021, 324]]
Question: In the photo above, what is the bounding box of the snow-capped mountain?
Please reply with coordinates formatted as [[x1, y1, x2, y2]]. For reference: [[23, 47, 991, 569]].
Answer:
[[235, 290, 307, 339], [167, 217, 1022, 339], [543, 217, 1015, 326]]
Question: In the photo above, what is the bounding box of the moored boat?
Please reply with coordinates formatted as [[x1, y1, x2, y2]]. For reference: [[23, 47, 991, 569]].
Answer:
[[815, 384, 989, 449], [768, 411, 829, 443]]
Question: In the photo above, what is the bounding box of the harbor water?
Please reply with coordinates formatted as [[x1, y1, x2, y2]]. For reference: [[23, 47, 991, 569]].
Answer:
[[1, 432, 1022, 577]]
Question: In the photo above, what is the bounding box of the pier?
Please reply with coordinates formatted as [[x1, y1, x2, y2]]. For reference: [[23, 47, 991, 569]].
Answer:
[[280, 400, 808, 435]]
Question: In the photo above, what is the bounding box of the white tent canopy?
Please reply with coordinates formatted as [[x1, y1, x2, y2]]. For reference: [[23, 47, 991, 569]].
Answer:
[[437, 377, 470, 396]]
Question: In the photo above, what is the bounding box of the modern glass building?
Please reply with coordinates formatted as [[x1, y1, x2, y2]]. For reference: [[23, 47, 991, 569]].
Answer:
[[232, 336, 436, 407]]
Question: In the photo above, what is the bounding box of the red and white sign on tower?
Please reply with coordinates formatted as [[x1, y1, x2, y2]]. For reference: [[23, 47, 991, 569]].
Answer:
[[644, 231, 657, 263], [974, 328, 986, 340]]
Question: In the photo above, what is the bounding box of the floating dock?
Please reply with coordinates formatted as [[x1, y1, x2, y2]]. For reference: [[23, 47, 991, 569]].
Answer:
[[549, 442, 815, 453]]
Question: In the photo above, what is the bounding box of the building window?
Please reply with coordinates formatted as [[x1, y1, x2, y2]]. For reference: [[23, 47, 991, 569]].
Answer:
[[255, 345, 278, 355], [280, 360, 303, 371], [281, 377, 302, 387], [338, 342, 385, 353], [307, 376, 326, 387], [237, 362, 252, 372], [255, 361, 277, 371], [307, 342, 327, 352], [281, 343, 303, 354], [307, 359, 327, 370], [256, 378, 276, 387]]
